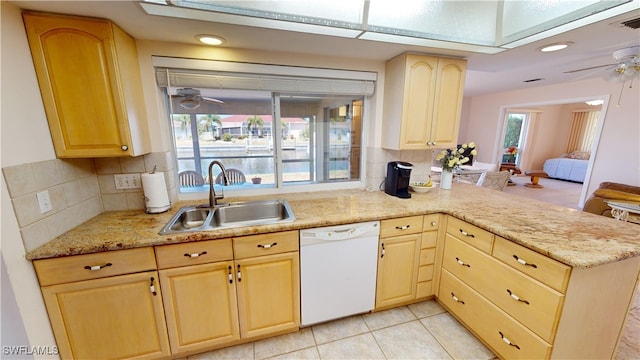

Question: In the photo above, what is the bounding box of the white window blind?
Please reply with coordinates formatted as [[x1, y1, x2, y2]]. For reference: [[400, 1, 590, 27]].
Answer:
[[155, 67, 375, 96]]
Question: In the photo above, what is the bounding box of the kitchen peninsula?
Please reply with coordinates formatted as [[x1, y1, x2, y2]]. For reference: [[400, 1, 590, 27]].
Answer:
[[27, 184, 640, 359]]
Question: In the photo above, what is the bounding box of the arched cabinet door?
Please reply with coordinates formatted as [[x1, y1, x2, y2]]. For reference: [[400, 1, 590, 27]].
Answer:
[[23, 11, 150, 158]]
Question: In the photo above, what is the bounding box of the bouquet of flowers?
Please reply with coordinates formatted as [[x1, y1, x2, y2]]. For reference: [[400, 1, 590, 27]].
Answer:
[[506, 146, 518, 155], [435, 142, 477, 171]]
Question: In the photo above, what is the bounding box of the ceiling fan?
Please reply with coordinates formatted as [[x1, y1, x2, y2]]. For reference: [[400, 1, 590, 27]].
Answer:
[[564, 46, 640, 81], [173, 88, 224, 109]]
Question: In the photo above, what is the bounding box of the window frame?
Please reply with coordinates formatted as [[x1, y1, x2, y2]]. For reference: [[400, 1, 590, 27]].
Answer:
[[153, 57, 376, 199]]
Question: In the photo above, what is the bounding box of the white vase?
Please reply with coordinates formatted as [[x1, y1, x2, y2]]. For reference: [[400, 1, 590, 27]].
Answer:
[[440, 169, 453, 190]]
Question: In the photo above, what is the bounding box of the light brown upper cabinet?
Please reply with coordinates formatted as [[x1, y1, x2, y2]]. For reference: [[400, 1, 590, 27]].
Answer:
[[23, 12, 151, 158], [382, 53, 467, 150]]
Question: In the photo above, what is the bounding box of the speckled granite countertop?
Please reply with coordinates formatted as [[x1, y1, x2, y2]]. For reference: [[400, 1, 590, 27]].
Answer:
[[26, 184, 640, 268]]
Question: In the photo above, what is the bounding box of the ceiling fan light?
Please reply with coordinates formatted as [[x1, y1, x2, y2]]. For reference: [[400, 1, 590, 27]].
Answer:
[[195, 34, 225, 46], [180, 99, 200, 109]]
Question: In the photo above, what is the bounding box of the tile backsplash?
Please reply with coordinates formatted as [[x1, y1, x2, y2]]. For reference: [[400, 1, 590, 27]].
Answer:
[[3, 152, 175, 252], [5, 149, 430, 252], [365, 146, 434, 191]]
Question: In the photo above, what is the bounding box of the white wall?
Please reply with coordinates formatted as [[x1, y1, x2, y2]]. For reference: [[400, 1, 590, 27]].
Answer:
[[1, 1, 59, 354], [461, 78, 640, 201]]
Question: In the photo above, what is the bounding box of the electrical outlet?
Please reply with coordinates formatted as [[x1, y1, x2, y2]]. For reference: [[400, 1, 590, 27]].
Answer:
[[114, 174, 142, 189], [37, 190, 53, 214]]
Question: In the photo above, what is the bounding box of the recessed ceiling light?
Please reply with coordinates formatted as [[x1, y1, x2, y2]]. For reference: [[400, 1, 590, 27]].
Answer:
[[539, 42, 573, 52], [195, 34, 225, 46]]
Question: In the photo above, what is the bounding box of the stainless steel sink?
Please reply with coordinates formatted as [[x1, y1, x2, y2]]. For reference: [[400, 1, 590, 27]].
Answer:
[[159, 199, 295, 235]]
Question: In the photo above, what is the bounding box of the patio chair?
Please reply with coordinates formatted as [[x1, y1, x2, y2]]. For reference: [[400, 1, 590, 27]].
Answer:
[[178, 170, 205, 187], [477, 171, 510, 191], [216, 168, 247, 185]]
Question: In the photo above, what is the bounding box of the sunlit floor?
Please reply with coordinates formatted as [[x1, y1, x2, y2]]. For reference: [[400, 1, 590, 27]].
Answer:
[[502, 174, 583, 209]]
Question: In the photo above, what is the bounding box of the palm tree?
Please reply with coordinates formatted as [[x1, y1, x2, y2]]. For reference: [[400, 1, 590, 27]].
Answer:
[[246, 115, 264, 137], [280, 119, 289, 138], [199, 114, 222, 140], [174, 114, 191, 139]]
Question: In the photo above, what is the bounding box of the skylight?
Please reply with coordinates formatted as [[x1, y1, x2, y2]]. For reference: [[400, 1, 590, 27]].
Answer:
[[141, 0, 633, 54]]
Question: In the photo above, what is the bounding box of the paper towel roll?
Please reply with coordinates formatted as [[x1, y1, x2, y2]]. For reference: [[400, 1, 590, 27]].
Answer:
[[141, 173, 171, 213]]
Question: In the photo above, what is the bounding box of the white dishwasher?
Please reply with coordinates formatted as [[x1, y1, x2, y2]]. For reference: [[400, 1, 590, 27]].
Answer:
[[300, 221, 380, 326]]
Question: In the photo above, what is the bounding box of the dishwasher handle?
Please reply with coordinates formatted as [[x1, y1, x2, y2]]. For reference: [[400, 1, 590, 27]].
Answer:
[[315, 227, 368, 240]]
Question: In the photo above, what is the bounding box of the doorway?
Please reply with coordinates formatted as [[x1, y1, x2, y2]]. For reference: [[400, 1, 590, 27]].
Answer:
[[497, 97, 608, 208]]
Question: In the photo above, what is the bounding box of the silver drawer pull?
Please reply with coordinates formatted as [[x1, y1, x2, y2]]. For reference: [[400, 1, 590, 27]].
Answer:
[[395, 225, 411, 230], [459, 229, 475, 238], [507, 289, 530, 305], [84, 263, 112, 271], [257, 242, 278, 249], [184, 251, 207, 258], [450, 292, 465, 304], [499, 331, 520, 350], [149, 277, 157, 296], [513, 255, 537, 268], [455, 257, 471, 267], [430, 221, 437, 227]]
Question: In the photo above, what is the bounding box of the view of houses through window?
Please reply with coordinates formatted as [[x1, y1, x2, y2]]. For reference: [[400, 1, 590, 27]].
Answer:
[[170, 89, 364, 192]]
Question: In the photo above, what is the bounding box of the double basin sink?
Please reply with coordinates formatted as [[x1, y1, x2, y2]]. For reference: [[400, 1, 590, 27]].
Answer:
[[159, 199, 295, 235]]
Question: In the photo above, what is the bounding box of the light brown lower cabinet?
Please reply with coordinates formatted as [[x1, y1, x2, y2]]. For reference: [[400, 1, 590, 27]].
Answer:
[[159, 261, 240, 353], [157, 231, 300, 356], [40, 271, 171, 360], [34, 247, 170, 360], [438, 215, 640, 359], [376, 214, 443, 309]]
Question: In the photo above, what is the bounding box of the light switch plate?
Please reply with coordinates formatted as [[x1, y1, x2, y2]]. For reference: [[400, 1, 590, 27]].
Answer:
[[114, 174, 142, 189], [37, 190, 52, 213]]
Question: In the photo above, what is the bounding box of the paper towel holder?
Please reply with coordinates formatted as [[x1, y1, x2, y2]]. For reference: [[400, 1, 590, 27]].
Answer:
[[142, 168, 171, 214]]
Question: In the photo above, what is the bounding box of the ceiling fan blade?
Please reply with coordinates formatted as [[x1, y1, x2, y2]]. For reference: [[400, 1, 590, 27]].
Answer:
[[201, 96, 224, 104], [563, 63, 616, 74]]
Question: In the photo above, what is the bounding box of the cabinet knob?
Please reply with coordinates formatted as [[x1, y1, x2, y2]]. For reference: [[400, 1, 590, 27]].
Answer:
[[121, 145, 129, 151]]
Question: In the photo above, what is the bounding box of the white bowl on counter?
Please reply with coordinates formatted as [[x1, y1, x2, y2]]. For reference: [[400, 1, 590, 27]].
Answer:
[[409, 183, 434, 193]]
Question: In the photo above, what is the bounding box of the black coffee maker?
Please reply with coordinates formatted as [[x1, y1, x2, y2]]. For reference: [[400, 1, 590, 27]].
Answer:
[[384, 161, 413, 198]]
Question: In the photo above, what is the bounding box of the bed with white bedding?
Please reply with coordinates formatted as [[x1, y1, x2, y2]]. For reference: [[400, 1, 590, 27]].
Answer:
[[542, 157, 588, 183]]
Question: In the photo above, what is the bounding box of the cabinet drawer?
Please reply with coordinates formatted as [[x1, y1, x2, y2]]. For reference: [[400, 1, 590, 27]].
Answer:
[[493, 236, 570, 293], [416, 281, 433, 298], [233, 231, 299, 259], [418, 265, 434, 282], [446, 216, 494, 253], [421, 231, 438, 249], [439, 270, 551, 360], [380, 216, 424, 238], [155, 238, 233, 269], [422, 214, 440, 231], [33, 247, 156, 286], [443, 236, 563, 342], [419, 248, 436, 265]]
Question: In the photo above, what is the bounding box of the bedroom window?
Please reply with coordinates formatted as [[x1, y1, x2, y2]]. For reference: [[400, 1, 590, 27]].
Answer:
[[501, 111, 530, 166]]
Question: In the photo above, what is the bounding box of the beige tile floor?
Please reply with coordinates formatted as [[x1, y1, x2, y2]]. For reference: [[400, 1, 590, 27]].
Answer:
[[188, 300, 497, 360]]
